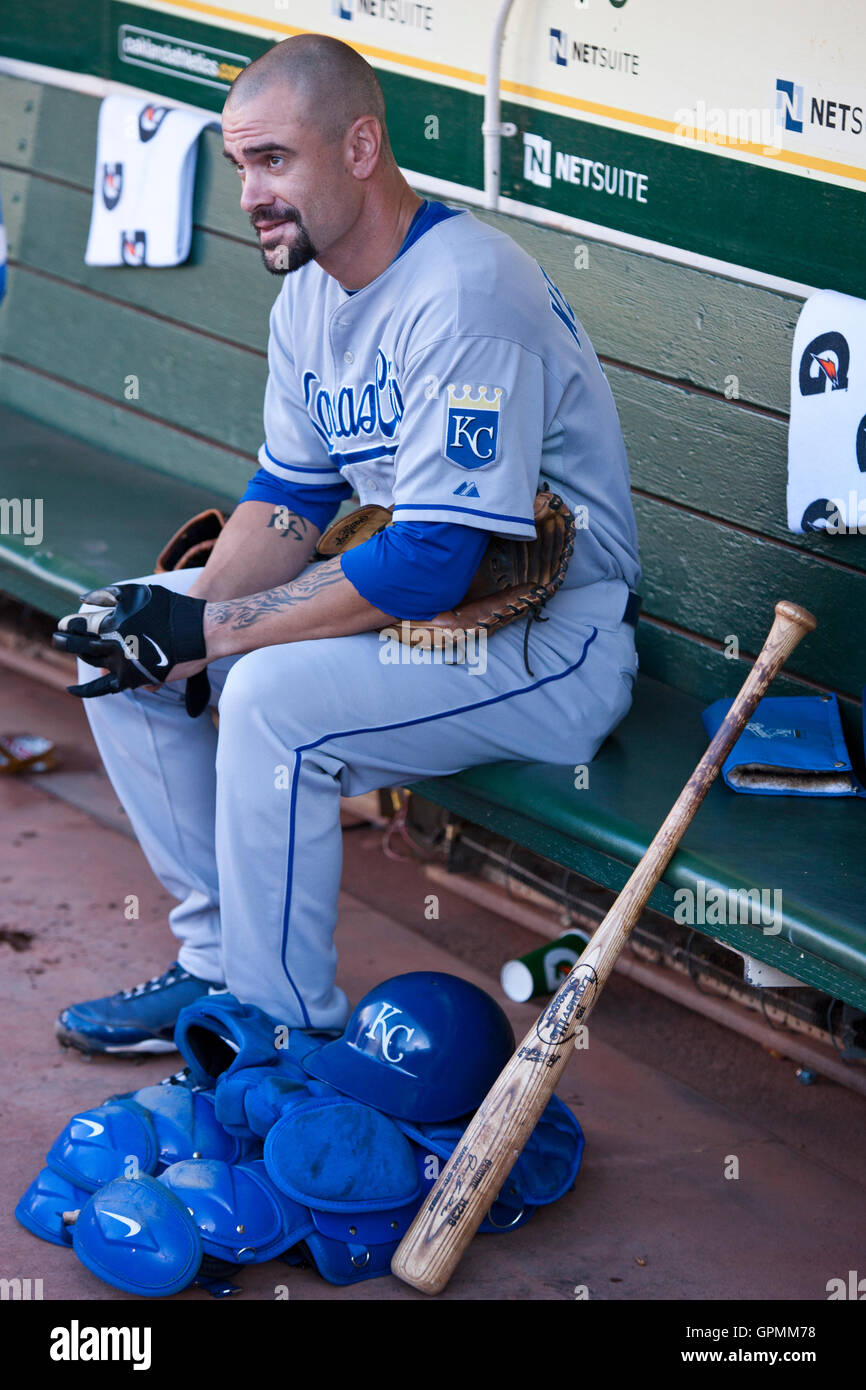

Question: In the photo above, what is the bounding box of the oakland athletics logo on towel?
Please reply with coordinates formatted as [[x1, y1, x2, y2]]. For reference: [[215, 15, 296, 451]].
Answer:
[[120, 230, 147, 266], [101, 162, 123, 211], [799, 331, 850, 395], [138, 104, 170, 142], [444, 384, 504, 469]]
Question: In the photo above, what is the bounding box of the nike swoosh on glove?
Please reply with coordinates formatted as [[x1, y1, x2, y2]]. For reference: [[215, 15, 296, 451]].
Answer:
[[53, 583, 210, 718]]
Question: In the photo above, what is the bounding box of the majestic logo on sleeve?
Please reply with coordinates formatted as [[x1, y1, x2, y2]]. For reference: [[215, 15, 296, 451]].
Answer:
[[101, 162, 123, 210], [799, 331, 849, 395], [444, 384, 503, 469]]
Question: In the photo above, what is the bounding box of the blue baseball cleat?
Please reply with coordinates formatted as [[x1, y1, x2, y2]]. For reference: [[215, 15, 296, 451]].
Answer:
[[55, 962, 223, 1056]]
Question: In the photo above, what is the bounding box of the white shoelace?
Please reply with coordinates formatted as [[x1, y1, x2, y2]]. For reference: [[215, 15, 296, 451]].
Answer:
[[120, 967, 188, 1001]]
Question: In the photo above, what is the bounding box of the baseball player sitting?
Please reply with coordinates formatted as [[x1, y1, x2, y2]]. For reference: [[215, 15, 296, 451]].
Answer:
[[52, 33, 641, 1055]]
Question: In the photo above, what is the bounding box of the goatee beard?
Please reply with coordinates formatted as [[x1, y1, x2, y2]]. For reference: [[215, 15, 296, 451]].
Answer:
[[259, 220, 318, 276]]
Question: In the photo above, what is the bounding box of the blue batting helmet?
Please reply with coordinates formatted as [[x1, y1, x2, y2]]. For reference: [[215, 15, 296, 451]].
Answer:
[[302, 971, 515, 1123]]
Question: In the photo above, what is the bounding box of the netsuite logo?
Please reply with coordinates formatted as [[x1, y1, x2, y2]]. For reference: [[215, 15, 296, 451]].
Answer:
[[776, 77, 864, 137], [523, 132, 552, 189], [522, 131, 649, 203], [548, 26, 639, 74], [550, 28, 568, 66], [776, 79, 804, 133]]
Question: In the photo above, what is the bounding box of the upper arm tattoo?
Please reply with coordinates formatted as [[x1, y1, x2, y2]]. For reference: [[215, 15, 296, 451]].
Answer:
[[268, 506, 313, 543]]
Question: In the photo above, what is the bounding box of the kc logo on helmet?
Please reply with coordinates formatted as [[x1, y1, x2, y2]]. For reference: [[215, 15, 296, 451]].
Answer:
[[444, 384, 504, 469], [120, 230, 147, 266], [138, 104, 170, 142], [101, 162, 123, 211], [799, 331, 849, 395], [364, 1002, 415, 1064]]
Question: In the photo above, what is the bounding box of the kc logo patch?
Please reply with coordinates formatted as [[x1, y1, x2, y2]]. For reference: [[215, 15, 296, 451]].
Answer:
[[444, 384, 503, 469], [120, 230, 147, 266], [101, 162, 123, 211]]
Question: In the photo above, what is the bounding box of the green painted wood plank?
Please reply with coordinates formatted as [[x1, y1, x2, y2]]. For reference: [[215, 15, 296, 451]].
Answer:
[[2, 77, 99, 183], [0, 402, 237, 605], [0, 76, 44, 169], [0, 167, 32, 263], [9, 171, 277, 351], [0, 360, 254, 496], [0, 268, 266, 452], [609, 367, 866, 572], [0, 558, 83, 616], [634, 495, 866, 697]]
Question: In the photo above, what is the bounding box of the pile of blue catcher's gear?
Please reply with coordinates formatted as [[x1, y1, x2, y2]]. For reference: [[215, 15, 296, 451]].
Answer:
[[16, 972, 585, 1295]]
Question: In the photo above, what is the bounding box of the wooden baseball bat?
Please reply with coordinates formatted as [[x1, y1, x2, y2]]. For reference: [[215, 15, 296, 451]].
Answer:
[[392, 599, 817, 1295]]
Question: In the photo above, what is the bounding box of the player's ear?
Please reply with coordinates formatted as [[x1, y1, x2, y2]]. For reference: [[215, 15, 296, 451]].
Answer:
[[346, 115, 383, 180]]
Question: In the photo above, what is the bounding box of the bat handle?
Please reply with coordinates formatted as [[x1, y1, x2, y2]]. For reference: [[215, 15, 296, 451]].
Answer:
[[770, 600, 817, 647]]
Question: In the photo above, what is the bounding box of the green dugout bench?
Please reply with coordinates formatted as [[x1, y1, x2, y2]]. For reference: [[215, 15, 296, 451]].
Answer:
[[2, 74, 865, 1012]]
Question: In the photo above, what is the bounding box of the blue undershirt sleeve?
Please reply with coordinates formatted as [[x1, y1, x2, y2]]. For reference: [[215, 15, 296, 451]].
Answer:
[[339, 520, 490, 620], [239, 468, 353, 533]]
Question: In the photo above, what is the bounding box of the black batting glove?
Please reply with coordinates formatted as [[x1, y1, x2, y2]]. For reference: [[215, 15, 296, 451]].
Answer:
[[53, 583, 210, 718]]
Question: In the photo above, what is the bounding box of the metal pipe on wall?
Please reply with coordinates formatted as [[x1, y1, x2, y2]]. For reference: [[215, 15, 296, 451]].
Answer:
[[482, 0, 518, 209]]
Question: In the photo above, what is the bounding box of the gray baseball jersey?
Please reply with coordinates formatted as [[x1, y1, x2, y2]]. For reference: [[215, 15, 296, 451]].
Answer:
[[259, 206, 640, 594]]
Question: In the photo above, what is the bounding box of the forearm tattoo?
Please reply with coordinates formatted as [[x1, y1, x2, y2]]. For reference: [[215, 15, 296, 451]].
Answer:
[[208, 557, 345, 632], [268, 507, 312, 542]]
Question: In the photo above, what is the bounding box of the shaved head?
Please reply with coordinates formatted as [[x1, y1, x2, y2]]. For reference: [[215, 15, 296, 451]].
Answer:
[[227, 33, 391, 155], [222, 32, 419, 288]]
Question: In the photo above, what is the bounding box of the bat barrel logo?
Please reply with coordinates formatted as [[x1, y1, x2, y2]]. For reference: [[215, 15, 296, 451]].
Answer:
[[535, 962, 598, 1045]]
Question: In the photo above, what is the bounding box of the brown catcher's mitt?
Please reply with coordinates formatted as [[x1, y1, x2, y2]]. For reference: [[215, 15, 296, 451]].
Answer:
[[316, 489, 576, 663], [155, 508, 229, 572]]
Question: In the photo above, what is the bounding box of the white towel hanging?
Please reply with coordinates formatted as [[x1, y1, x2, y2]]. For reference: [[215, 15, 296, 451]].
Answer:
[[787, 288, 866, 535], [85, 95, 217, 268]]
